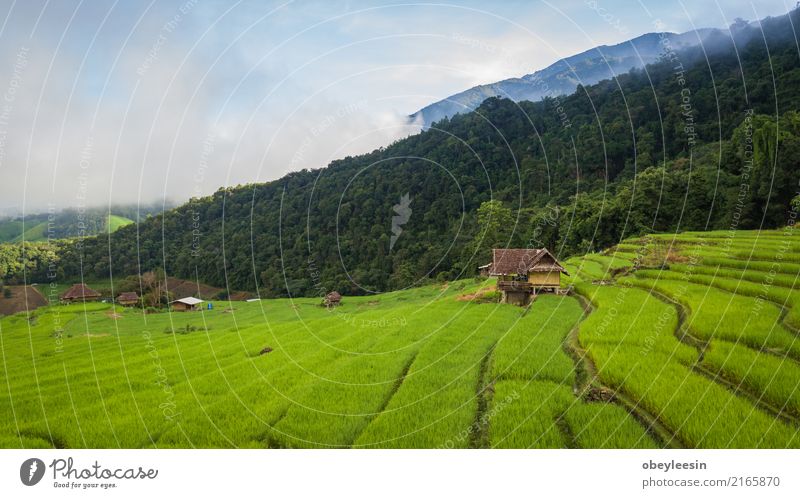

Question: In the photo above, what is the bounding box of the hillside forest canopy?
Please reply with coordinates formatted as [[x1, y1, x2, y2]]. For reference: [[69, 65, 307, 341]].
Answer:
[[2, 11, 800, 297]]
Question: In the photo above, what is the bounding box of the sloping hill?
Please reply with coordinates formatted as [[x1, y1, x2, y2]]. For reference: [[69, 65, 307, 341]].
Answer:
[[106, 214, 134, 233], [1, 229, 797, 448], [0, 212, 135, 243], [0, 220, 23, 242], [46, 8, 800, 297], [566, 228, 800, 446], [10, 222, 49, 243]]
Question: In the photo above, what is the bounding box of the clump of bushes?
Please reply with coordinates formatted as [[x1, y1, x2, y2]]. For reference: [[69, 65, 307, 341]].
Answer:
[[94, 287, 112, 299], [163, 324, 207, 335]]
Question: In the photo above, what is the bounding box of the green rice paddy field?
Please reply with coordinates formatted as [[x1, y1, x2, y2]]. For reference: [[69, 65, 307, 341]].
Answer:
[[1, 228, 799, 448]]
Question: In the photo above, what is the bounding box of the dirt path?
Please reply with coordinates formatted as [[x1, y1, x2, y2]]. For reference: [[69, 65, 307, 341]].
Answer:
[[469, 342, 497, 449]]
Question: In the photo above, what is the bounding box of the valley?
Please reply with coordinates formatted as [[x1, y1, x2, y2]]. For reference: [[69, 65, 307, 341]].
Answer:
[[1, 229, 797, 448]]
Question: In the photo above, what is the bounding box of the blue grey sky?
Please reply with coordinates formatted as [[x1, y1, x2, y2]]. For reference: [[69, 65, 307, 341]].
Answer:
[[0, 0, 792, 211]]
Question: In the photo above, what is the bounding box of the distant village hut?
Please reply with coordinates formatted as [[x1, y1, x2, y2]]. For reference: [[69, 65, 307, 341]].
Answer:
[[478, 263, 492, 277], [323, 291, 342, 308], [61, 283, 102, 303], [488, 248, 569, 306], [171, 296, 204, 312], [117, 292, 140, 307]]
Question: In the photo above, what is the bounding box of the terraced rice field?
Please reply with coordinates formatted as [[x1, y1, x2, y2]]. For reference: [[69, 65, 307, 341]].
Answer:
[[1, 228, 799, 448]]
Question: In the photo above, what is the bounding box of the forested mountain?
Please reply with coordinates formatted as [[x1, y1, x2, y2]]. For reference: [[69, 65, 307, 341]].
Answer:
[[410, 27, 713, 127], [4, 9, 800, 297]]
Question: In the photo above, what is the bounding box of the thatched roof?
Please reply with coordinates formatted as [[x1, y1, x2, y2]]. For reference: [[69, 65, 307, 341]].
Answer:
[[117, 292, 139, 302], [61, 283, 102, 300], [325, 291, 342, 303], [490, 248, 568, 276]]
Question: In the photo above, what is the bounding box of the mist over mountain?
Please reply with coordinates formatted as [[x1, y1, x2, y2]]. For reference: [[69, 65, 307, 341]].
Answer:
[[410, 27, 718, 128]]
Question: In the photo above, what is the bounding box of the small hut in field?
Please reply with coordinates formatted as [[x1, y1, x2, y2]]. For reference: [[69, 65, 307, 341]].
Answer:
[[61, 283, 102, 303], [478, 263, 492, 277], [487, 248, 569, 306], [171, 296, 204, 312], [117, 292, 140, 307], [323, 291, 342, 308]]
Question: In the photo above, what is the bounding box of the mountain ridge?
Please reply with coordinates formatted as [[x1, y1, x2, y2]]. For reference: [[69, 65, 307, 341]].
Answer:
[[410, 27, 718, 127]]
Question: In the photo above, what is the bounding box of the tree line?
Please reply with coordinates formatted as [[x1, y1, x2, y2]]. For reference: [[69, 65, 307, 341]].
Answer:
[[2, 9, 800, 297]]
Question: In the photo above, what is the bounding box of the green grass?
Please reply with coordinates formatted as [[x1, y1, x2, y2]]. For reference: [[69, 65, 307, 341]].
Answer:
[[643, 265, 800, 328], [701, 340, 800, 418], [0, 220, 24, 242], [627, 274, 800, 358], [352, 308, 502, 448], [3, 214, 133, 243], [575, 283, 800, 448], [1, 282, 654, 448], [585, 253, 635, 273], [486, 295, 658, 449], [669, 263, 800, 290], [488, 380, 658, 449], [690, 247, 800, 264], [490, 295, 582, 385], [106, 214, 134, 233], [11, 221, 48, 242], [563, 402, 659, 449], [489, 380, 575, 448], [563, 257, 609, 282], [3, 228, 800, 448]]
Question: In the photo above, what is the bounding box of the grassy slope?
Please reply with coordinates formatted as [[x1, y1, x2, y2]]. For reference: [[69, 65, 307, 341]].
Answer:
[[0, 220, 24, 242], [106, 214, 134, 233], [2, 213, 134, 243], [10, 222, 48, 243], [0, 279, 657, 448], [0, 228, 798, 448]]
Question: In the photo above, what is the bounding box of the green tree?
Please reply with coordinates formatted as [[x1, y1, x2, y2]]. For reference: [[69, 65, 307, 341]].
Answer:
[[474, 200, 513, 263]]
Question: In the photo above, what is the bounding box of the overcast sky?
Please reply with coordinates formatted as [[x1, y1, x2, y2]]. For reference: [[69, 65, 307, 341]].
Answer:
[[0, 0, 793, 213]]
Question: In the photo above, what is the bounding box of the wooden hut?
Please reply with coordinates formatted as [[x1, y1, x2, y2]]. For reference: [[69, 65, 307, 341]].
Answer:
[[61, 283, 102, 303], [490, 248, 569, 306], [117, 292, 140, 307], [478, 263, 492, 277], [323, 291, 342, 308], [171, 296, 204, 311]]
